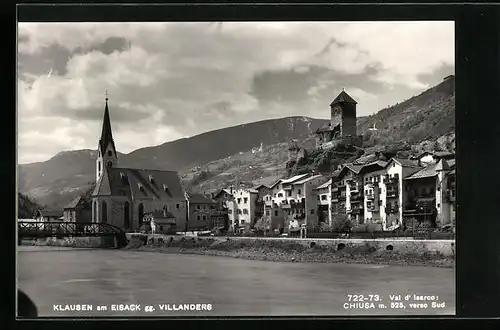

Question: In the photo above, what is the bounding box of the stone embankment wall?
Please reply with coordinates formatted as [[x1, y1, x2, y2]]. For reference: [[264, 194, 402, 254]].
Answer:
[[125, 233, 455, 257], [20, 237, 116, 248]]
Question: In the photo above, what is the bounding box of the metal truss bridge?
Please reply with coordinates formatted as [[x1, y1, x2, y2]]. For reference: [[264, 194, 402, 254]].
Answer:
[[18, 221, 128, 248]]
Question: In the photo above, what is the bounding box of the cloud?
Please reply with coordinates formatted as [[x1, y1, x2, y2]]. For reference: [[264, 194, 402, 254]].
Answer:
[[17, 21, 454, 163]]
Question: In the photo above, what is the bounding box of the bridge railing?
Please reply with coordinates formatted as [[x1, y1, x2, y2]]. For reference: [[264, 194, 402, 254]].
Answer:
[[17, 221, 128, 247]]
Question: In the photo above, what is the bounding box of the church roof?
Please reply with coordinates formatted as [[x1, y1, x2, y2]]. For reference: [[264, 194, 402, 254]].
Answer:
[[92, 167, 185, 200], [330, 90, 357, 106], [99, 98, 117, 154]]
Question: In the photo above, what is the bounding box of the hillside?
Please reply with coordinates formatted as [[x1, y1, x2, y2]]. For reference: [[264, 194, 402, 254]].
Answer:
[[18, 192, 42, 219], [18, 117, 328, 208], [18, 76, 455, 208]]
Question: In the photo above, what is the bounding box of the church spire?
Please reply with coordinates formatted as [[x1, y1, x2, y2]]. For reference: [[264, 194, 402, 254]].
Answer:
[[99, 91, 116, 154]]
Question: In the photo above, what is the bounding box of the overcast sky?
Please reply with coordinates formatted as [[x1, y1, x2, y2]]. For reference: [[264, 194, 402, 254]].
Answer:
[[17, 21, 454, 164]]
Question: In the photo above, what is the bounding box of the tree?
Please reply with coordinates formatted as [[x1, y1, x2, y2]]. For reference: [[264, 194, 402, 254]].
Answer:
[[254, 216, 271, 235], [331, 213, 353, 233]]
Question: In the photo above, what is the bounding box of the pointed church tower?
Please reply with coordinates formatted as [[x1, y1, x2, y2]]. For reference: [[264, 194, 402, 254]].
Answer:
[[96, 92, 118, 182]]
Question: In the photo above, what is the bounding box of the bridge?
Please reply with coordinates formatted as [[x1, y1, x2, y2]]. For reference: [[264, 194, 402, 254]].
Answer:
[[18, 221, 128, 248]]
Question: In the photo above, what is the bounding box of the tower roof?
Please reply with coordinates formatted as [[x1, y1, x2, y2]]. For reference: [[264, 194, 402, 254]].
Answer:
[[99, 95, 117, 154], [330, 90, 357, 106]]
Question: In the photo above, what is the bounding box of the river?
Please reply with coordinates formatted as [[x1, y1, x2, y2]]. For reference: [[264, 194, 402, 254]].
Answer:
[[17, 246, 455, 317]]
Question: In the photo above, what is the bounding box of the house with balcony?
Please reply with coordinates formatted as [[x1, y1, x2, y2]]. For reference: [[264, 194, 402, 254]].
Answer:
[[315, 179, 332, 226], [403, 158, 455, 229], [290, 174, 329, 230], [337, 164, 365, 225], [362, 158, 421, 231]]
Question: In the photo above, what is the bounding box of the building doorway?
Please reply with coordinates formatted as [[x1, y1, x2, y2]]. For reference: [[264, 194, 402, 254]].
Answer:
[[124, 202, 130, 230], [101, 201, 108, 224], [138, 203, 144, 227]]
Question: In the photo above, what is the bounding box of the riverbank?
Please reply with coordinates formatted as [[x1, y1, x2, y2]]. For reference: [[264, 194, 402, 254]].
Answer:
[[124, 235, 455, 268]]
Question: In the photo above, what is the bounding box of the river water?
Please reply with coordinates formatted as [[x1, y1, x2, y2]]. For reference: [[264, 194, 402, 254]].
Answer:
[[17, 246, 455, 317]]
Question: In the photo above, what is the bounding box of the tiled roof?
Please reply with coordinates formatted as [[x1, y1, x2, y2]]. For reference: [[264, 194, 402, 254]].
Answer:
[[281, 173, 310, 184], [269, 179, 282, 188], [434, 159, 450, 172], [252, 184, 269, 190], [38, 209, 63, 217], [359, 161, 388, 175], [392, 158, 421, 168], [93, 167, 185, 199], [405, 163, 440, 180], [64, 196, 84, 209], [315, 179, 332, 190], [434, 151, 455, 159], [188, 193, 214, 204], [293, 174, 324, 185], [330, 90, 357, 106], [213, 189, 232, 199], [339, 164, 364, 178]]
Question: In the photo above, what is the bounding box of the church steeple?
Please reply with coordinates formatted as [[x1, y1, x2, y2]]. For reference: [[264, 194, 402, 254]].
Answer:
[[99, 91, 116, 155], [96, 92, 118, 182]]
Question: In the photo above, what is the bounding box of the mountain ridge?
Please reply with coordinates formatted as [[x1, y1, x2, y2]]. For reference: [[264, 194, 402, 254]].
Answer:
[[18, 76, 455, 209]]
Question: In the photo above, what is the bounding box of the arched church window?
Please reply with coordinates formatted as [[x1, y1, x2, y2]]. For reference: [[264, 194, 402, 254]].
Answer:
[[108, 150, 112, 157], [107, 161, 112, 167], [98, 161, 101, 172]]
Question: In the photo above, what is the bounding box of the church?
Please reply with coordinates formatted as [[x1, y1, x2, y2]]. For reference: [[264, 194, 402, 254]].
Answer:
[[91, 96, 188, 231]]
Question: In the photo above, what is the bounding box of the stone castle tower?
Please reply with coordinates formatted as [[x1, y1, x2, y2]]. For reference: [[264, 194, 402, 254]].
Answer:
[[330, 90, 357, 138], [95, 94, 118, 182]]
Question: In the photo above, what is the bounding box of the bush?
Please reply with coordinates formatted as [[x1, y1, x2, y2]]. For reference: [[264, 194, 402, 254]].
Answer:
[[254, 216, 271, 233], [331, 214, 353, 233], [318, 222, 333, 232]]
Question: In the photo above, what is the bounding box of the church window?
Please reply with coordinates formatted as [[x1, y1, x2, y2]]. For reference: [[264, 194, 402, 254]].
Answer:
[[203, 216, 206, 221], [196, 205, 200, 210], [107, 161, 112, 167], [98, 161, 101, 172], [108, 150, 112, 157], [176, 204, 180, 209], [197, 215, 201, 221]]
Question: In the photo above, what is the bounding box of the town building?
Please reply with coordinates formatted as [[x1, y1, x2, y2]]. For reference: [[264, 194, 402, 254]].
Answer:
[[186, 193, 216, 230], [315, 90, 359, 150], [35, 209, 63, 222], [362, 158, 421, 230], [315, 179, 332, 226], [227, 187, 258, 230], [403, 157, 456, 229], [336, 164, 365, 225], [91, 96, 187, 231], [63, 196, 91, 223], [143, 210, 177, 234]]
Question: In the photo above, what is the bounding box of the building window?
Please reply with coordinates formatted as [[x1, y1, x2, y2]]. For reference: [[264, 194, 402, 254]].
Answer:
[[107, 161, 112, 167], [437, 203, 440, 208], [321, 195, 327, 200], [203, 215, 206, 221], [274, 210, 278, 216], [98, 161, 101, 172], [196, 205, 201, 210], [197, 215, 201, 221], [241, 220, 245, 224], [243, 209, 248, 215], [176, 204, 180, 209], [238, 209, 242, 215], [265, 210, 270, 216], [237, 198, 241, 204], [108, 150, 112, 157], [244, 197, 248, 203], [310, 209, 314, 215], [278, 193, 283, 198], [160, 225, 163, 231], [298, 189, 302, 195], [203, 205, 206, 209]]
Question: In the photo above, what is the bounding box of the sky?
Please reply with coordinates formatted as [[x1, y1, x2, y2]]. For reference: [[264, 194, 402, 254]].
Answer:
[[17, 21, 454, 164]]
